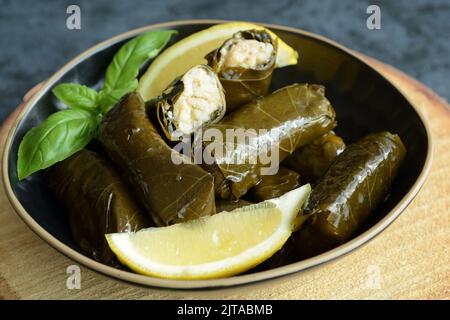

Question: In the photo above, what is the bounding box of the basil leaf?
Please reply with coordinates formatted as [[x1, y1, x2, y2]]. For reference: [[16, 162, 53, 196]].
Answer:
[[17, 109, 101, 180], [99, 30, 176, 112], [17, 30, 175, 179], [52, 83, 99, 112]]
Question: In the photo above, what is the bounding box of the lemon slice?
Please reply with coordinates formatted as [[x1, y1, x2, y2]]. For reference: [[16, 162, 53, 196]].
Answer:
[[138, 21, 299, 101], [106, 184, 311, 280]]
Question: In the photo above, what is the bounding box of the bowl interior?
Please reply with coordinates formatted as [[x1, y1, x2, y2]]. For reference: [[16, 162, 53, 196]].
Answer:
[[5, 22, 429, 287]]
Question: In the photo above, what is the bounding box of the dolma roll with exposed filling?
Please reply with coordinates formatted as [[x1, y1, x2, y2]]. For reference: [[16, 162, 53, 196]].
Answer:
[[206, 29, 277, 112], [155, 65, 226, 141]]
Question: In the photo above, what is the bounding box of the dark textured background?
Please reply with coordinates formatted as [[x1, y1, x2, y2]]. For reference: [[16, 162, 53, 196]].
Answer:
[[1, 0, 449, 122]]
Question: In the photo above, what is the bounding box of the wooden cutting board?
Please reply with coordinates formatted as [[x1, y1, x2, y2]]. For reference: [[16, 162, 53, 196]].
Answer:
[[0, 56, 449, 300]]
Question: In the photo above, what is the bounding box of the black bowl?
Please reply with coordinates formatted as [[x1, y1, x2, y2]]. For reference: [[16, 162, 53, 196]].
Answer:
[[2, 20, 432, 290]]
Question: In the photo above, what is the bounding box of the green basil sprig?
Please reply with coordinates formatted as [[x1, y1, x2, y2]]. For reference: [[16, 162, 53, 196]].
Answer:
[[99, 30, 175, 113], [52, 83, 99, 113], [17, 30, 175, 180]]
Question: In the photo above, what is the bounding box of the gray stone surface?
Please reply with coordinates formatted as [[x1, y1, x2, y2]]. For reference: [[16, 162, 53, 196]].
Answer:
[[1, 0, 449, 121]]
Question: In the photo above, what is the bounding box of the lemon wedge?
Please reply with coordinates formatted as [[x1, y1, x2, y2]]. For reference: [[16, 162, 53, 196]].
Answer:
[[138, 21, 299, 101], [106, 184, 311, 280]]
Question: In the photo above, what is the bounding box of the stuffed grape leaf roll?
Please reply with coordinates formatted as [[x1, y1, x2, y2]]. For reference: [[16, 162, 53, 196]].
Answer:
[[155, 65, 226, 141], [283, 131, 345, 183], [248, 166, 301, 202], [206, 29, 277, 113], [48, 149, 149, 265], [98, 93, 216, 226], [202, 84, 336, 200], [294, 132, 406, 258]]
